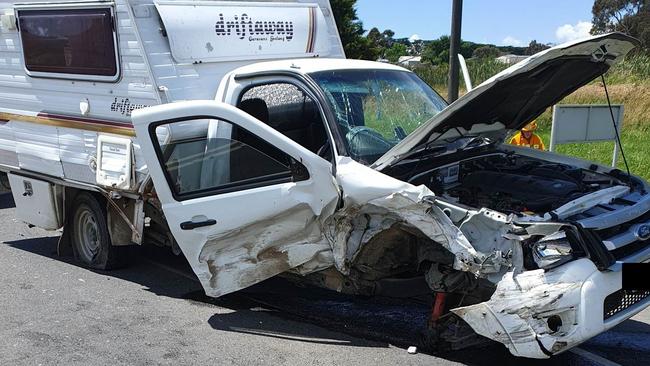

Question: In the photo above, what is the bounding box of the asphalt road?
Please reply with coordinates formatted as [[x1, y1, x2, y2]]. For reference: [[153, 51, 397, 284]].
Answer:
[[0, 191, 649, 366]]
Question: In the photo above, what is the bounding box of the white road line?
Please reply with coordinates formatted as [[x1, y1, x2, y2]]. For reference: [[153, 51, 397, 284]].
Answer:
[[570, 347, 622, 366]]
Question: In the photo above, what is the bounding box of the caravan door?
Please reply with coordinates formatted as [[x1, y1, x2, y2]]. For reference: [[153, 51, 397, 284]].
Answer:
[[132, 101, 339, 297]]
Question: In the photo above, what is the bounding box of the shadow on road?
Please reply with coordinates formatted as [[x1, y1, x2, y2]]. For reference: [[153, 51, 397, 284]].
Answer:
[[0, 192, 14, 209], [4, 235, 393, 350], [207, 309, 384, 347]]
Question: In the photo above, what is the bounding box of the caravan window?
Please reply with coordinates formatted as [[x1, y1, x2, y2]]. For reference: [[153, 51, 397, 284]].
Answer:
[[17, 8, 119, 81]]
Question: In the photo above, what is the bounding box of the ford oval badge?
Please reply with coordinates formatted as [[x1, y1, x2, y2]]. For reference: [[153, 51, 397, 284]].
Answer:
[[634, 224, 650, 241]]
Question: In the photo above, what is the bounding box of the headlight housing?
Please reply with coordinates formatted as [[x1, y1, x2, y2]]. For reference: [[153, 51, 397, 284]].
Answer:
[[532, 231, 575, 269]]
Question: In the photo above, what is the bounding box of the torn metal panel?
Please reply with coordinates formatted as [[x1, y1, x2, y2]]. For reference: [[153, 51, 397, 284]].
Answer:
[[193, 157, 521, 297], [451, 268, 583, 359], [193, 165, 341, 297], [329, 158, 504, 277], [457, 208, 521, 281], [508, 221, 567, 238]]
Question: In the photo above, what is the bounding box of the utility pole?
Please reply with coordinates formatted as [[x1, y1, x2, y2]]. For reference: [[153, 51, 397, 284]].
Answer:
[[447, 0, 463, 103]]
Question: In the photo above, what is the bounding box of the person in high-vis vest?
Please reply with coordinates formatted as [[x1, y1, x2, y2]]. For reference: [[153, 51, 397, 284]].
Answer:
[[509, 120, 546, 150]]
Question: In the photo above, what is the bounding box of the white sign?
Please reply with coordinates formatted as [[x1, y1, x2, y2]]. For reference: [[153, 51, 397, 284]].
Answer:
[[550, 104, 624, 167], [155, 1, 329, 63]]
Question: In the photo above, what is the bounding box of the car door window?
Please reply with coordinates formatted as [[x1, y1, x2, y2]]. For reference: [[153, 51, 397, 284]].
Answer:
[[238, 83, 329, 156], [153, 118, 306, 200]]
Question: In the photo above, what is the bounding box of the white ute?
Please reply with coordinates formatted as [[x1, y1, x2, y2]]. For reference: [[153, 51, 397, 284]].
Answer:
[[0, 0, 647, 359]]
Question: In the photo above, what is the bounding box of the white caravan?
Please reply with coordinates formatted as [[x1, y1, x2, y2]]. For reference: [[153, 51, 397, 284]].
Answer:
[[0, 0, 648, 359]]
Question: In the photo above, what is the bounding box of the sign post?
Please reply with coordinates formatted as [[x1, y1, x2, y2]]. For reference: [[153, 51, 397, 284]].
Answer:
[[447, 0, 463, 102], [549, 104, 624, 168]]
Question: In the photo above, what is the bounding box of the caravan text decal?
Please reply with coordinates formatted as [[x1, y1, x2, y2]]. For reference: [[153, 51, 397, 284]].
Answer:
[[156, 2, 324, 62], [215, 14, 295, 42], [111, 98, 151, 117]]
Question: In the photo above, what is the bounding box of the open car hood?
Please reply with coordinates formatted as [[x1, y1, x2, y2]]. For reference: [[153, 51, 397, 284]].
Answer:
[[372, 33, 638, 171]]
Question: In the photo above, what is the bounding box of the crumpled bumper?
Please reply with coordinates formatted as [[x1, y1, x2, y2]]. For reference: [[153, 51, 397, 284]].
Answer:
[[452, 258, 650, 358]]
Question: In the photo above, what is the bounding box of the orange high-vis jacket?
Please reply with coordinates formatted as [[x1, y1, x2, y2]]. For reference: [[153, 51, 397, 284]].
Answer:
[[509, 132, 546, 150]]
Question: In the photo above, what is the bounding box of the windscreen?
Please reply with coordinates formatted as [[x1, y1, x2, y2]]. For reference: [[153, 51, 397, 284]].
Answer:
[[310, 69, 447, 164]]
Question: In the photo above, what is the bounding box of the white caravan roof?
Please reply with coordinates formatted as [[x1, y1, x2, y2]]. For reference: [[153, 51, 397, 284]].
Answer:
[[228, 57, 408, 76]]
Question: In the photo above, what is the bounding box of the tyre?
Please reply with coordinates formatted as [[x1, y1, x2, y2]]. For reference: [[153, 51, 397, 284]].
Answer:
[[70, 192, 125, 270]]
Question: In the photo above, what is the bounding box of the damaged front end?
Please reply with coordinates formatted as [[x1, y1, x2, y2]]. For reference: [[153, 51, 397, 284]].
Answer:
[[304, 153, 650, 359], [298, 33, 649, 358], [293, 158, 536, 354], [341, 34, 650, 358]]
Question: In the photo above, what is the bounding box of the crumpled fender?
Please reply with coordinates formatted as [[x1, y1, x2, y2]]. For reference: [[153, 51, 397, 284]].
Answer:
[[451, 268, 585, 358], [325, 157, 495, 276]]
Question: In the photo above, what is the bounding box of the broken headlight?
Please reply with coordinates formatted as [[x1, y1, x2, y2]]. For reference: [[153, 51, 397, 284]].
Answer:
[[532, 231, 574, 269]]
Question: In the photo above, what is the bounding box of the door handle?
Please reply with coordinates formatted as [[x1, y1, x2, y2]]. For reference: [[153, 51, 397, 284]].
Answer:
[[180, 219, 217, 230]]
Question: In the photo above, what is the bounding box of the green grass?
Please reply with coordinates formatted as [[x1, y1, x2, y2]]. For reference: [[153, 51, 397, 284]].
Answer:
[[536, 126, 650, 180], [414, 58, 509, 91], [532, 81, 650, 181], [417, 54, 650, 181], [603, 53, 650, 84]]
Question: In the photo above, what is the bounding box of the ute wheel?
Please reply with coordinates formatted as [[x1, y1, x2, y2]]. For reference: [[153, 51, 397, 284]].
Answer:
[[70, 192, 125, 270]]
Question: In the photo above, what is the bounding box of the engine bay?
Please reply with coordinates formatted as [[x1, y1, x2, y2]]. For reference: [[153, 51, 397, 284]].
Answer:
[[409, 153, 625, 215]]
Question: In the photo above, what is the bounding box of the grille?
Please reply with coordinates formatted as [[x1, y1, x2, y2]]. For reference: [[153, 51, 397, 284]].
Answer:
[[603, 289, 650, 320], [596, 210, 650, 241], [594, 209, 650, 261], [610, 240, 650, 260]]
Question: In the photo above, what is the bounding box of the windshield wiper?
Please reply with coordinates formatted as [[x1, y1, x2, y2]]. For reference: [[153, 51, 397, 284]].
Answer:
[[460, 136, 491, 149], [392, 135, 494, 165], [393, 143, 447, 162]]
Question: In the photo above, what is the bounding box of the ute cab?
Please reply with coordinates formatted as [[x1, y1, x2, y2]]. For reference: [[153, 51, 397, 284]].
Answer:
[[132, 33, 650, 358]]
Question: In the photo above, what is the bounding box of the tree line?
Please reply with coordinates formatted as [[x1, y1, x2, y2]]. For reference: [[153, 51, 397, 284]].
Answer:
[[329, 0, 649, 63], [592, 0, 649, 51]]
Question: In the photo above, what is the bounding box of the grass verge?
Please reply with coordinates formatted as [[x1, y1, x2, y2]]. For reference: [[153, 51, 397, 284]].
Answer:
[[424, 58, 650, 180]]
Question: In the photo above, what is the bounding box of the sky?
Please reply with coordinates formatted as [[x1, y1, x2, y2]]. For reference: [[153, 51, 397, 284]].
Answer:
[[355, 0, 595, 46]]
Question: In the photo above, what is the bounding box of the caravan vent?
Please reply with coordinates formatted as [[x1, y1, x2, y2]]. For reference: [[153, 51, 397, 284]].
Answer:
[[96, 135, 133, 190]]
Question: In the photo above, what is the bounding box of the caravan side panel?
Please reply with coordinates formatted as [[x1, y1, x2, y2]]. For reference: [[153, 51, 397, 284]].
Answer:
[[0, 120, 18, 167], [0, 0, 160, 187], [133, 0, 345, 102]]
